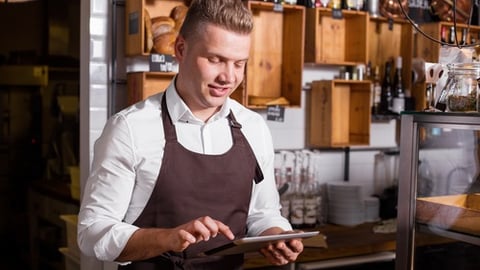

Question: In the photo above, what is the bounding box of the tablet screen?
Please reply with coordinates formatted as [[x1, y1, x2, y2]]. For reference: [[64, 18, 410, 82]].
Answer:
[[200, 231, 320, 256]]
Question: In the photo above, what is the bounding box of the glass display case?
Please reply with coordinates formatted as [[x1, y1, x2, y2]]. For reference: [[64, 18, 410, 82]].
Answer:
[[396, 112, 480, 270]]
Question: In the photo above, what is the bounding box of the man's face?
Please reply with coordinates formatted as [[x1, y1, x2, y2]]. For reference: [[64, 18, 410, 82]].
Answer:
[[175, 23, 251, 117]]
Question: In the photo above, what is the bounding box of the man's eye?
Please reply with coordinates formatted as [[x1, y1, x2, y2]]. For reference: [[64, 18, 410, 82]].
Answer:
[[235, 61, 246, 68], [208, 57, 220, 63]]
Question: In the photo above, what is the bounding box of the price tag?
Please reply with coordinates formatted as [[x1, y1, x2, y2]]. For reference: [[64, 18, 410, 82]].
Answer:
[[331, 8, 343, 19], [273, 3, 284, 12], [266, 105, 285, 122]]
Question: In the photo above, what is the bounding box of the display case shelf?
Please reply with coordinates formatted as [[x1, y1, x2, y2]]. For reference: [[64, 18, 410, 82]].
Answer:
[[417, 224, 480, 247]]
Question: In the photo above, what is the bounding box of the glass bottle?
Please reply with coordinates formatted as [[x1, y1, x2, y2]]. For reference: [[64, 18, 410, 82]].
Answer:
[[392, 56, 405, 114], [290, 182, 304, 229], [460, 28, 468, 46], [449, 25, 456, 44], [303, 182, 318, 228], [371, 66, 382, 114], [440, 25, 447, 43], [380, 59, 393, 114]]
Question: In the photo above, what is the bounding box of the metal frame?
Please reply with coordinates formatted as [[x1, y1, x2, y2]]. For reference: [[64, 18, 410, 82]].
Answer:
[[395, 112, 480, 270]]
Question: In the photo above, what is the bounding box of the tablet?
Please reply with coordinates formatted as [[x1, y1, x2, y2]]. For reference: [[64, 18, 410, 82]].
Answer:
[[200, 231, 320, 256]]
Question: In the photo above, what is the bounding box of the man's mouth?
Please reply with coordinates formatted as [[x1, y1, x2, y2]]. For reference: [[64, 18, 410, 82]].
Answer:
[[209, 85, 230, 97]]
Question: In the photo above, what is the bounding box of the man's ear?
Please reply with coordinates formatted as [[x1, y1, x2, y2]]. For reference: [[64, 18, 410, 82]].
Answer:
[[175, 35, 186, 60]]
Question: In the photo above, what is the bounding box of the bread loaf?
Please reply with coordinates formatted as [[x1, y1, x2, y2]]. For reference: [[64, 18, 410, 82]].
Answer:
[[170, 5, 188, 31], [146, 4, 190, 55], [144, 9, 154, 53], [153, 31, 177, 55], [151, 16, 175, 37]]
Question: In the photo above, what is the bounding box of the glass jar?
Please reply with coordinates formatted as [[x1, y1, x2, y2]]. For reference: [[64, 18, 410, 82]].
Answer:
[[436, 63, 480, 112]]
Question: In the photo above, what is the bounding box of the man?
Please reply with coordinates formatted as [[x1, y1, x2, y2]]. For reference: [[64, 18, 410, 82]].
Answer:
[[77, 0, 304, 269]]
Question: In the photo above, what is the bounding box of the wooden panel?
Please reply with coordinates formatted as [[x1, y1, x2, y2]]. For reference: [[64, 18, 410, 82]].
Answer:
[[244, 1, 305, 108], [345, 14, 368, 62], [415, 23, 441, 62], [309, 81, 334, 147], [321, 16, 346, 62], [305, 8, 368, 65], [247, 9, 283, 98], [368, 17, 413, 95], [349, 83, 371, 144], [331, 83, 351, 145]]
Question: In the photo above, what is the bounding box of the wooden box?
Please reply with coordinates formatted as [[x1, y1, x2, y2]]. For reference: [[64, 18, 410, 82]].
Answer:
[[308, 80, 371, 147], [305, 8, 368, 65], [416, 22, 480, 63], [127, 72, 175, 105], [125, 0, 186, 56], [241, 1, 305, 108], [416, 194, 480, 236]]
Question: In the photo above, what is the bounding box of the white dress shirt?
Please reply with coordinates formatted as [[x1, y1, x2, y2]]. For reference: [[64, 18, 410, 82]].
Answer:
[[77, 80, 292, 262]]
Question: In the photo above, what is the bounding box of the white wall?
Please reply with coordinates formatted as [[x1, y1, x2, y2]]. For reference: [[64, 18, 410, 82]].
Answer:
[[259, 65, 398, 197]]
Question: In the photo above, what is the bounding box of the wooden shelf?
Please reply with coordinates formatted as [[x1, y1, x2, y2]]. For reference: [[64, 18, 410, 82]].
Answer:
[[308, 80, 371, 147]]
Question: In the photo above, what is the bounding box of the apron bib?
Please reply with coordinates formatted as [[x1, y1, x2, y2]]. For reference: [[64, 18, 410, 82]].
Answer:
[[120, 95, 263, 270]]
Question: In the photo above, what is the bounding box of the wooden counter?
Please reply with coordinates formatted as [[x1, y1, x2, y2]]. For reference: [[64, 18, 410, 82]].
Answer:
[[244, 222, 453, 269]]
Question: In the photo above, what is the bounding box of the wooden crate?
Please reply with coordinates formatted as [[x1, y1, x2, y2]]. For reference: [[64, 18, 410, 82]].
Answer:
[[308, 80, 371, 147], [416, 193, 480, 236], [242, 1, 305, 108], [305, 8, 368, 65], [127, 72, 175, 105], [416, 22, 480, 63], [125, 0, 185, 56]]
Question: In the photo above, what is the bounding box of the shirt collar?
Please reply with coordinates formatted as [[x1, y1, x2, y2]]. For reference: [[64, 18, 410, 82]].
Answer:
[[165, 77, 232, 124]]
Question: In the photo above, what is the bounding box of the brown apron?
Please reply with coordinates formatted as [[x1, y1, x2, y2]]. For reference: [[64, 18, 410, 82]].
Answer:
[[119, 95, 264, 270]]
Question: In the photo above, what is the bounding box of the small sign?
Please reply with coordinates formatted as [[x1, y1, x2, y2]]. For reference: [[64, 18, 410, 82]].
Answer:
[[128, 12, 139, 35], [149, 54, 177, 72], [266, 105, 285, 122], [332, 8, 343, 20]]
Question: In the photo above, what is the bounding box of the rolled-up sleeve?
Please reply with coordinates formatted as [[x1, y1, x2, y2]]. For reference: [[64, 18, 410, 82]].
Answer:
[[77, 114, 139, 261], [244, 116, 292, 236]]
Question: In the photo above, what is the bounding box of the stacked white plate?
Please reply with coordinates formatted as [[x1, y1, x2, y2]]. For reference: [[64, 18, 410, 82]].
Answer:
[[327, 182, 365, 226], [364, 196, 380, 222]]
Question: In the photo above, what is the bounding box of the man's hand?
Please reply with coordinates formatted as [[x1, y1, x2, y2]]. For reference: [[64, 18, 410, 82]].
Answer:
[[165, 216, 235, 252], [258, 228, 304, 265], [117, 216, 234, 261], [260, 238, 303, 265]]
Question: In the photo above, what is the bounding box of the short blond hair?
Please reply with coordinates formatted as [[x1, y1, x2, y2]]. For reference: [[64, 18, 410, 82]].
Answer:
[[179, 0, 254, 40]]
